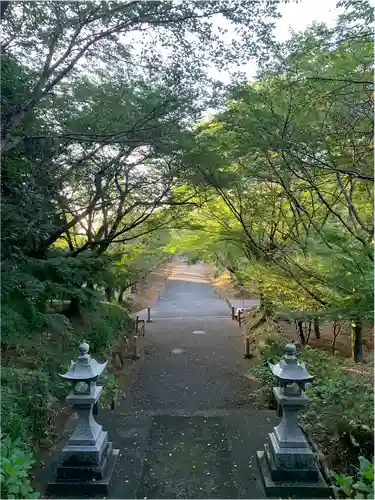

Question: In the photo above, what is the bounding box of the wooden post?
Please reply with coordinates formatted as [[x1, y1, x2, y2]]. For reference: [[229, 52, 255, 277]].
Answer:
[[135, 315, 139, 334], [238, 310, 242, 327], [351, 319, 362, 362], [231, 306, 235, 320], [244, 336, 251, 359], [147, 306, 151, 323], [157, 289, 161, 300], [314, 317, 321, 339], [132, 335, 140, 359]]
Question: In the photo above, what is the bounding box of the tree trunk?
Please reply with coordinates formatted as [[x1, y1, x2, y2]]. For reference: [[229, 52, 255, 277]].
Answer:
[[66, 296, 81, 318], [306, 321, 312, 344], [259, 293, 265, 310], [105, 286, 114, 302], [118, 287, 126, 304], [351, 320, 362, 362], [314, 317, 321, 339], [297, 321, 306, 345]]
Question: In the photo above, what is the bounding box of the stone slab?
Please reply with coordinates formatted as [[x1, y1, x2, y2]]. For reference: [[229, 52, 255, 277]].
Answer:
[[256, 451, 333, 499], [47, 448, 119, 498], [135, 415, 238, 499]]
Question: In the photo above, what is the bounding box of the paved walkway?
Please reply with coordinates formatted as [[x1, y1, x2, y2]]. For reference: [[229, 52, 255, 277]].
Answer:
[[99, 263, 277, 498]]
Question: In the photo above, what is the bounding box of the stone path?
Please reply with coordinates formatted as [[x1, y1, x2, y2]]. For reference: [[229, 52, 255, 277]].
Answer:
[[67, 262, 278, 498]]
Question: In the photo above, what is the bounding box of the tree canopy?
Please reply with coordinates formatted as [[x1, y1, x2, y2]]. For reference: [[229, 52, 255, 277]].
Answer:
[[176, 0, 373, 359]]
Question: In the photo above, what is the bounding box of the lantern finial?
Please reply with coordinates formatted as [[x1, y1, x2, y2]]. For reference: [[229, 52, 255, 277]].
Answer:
[[78, 340, 90, 356], [284, 343, 297, 364]]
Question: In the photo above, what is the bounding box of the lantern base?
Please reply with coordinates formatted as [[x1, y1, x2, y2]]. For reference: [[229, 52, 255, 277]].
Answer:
[[47, 446, 119, 497], [264, 443, 319, 482], [268, 431, 316, 469], [61, 428, 109, 466], [256, 450, 332, 499]]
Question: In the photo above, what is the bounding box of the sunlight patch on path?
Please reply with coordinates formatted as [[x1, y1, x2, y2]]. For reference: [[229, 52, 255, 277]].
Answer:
[[167, 263, 213, 284], [171, 348, 185, 354]]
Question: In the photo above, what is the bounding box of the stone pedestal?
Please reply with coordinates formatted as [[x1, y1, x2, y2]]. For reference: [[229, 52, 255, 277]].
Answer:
[[47, 386, 119, 496], [257, 388, 331, 498]]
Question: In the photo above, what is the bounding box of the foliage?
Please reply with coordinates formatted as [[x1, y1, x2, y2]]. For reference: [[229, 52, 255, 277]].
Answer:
[[100, 373, 119, 410], [0, 434, 39, 499], [1, 0, 281, 151], [0, 0, 296, 495], [331, 456, 374, 499], [0, 386, 30, 445], [78, 302, 133, 355], [0, 369, 55, 444]]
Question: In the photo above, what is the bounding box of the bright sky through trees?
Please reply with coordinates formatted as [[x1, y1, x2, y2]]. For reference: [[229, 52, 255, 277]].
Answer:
[[275, 0, 339, 40], [210, 0, 342, 83]]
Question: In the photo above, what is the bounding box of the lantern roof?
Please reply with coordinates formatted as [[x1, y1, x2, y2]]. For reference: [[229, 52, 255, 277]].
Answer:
[[268, 343, 314, 383], [60, 341, 107, 381]]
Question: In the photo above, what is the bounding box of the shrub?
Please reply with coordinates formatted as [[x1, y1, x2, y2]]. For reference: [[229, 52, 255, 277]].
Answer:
[[0, 386, 29, 443], [100, 373, 119, 409], [1, 368, 56, 444], [302, 365, 373, 444], [78, 302, 133, 355], [249, 337, 285, 407], [331, 456, 374, 499], [0, 434, 39, 499]]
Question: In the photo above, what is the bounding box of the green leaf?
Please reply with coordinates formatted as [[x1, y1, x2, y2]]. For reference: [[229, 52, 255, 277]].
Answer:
[[353, 481, 371, 492], [359, 456, 373, 476]]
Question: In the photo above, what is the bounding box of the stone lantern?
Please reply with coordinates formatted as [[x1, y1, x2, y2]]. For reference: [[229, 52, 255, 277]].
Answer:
[[256, 343, 331, 498], [47, 341, 118, 496]]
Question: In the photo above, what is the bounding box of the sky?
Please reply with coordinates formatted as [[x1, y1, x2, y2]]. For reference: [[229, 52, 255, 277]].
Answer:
[[210, 0, 342, 83], [275, 0, 339, 40]]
